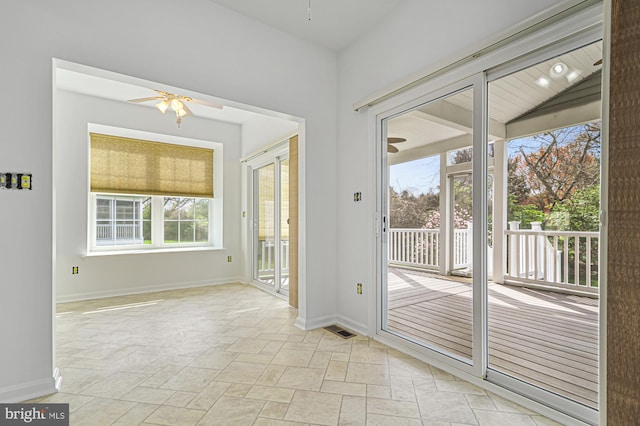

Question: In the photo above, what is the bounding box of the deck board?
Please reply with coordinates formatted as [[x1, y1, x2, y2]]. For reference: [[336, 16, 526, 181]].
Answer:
[[386, 267, 599, 409]]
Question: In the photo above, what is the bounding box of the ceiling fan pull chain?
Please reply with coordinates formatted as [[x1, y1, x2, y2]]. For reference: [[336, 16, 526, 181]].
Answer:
[[308, 0, 312, 21]]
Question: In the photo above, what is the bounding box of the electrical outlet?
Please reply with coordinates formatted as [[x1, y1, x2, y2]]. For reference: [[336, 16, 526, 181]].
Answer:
[[353, 192, 362, 202], [72, 266, 79, 275], [227, 256, 232, 262], [357, 283, 363, 295]]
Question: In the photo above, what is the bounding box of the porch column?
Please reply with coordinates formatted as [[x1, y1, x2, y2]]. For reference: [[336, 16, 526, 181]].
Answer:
[[493, 139, 507, 284], [438, 152, 450, 275]]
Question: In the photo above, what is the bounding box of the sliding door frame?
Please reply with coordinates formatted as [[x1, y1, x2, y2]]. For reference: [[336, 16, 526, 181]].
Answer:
[[371, 3, 604, 424]]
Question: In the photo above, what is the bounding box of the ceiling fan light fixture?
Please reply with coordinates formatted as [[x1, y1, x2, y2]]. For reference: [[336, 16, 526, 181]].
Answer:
[[171, 99, 183, 112], [549, 62, 567, 79], [176, 108, 188, 118], [155, 100, 169, 114]]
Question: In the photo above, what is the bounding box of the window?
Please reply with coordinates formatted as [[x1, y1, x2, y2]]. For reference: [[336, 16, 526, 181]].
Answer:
[[88, 129, 221, 252], [95, 195, 150, 246], [163, 197, 210, 244]]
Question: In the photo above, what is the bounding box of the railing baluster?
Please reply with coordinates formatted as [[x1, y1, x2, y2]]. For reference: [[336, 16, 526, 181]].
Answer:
[[586, 236, 591, 287], [574, 236, 580, 286]]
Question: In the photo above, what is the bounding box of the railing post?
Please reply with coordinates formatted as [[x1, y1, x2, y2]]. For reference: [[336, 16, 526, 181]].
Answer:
[[508, 221, 521, 278], [465, 221, 473, 270], [531, 222, 543, 280]]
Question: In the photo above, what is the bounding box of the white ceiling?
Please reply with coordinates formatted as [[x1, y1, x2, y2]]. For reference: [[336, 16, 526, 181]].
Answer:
[[207, 0, 406, 51]]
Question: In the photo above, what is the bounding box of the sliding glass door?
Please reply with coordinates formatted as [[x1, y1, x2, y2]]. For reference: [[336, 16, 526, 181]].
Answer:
[[253, 156, 289, 295], [378, 34, 602, 424]]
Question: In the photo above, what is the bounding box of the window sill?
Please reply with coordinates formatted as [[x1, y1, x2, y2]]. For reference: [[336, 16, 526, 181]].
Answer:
[[84, 246, 224, 257]]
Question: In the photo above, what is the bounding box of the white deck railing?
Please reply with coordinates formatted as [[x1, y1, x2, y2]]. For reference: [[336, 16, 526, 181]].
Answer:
[[505, 222, 598, 293], [389, 223, 599, 294], [389, 228, 441, 269], [96, 223, 143, 243], [257, 240, 290, 275], [389, 227, 473, 271]]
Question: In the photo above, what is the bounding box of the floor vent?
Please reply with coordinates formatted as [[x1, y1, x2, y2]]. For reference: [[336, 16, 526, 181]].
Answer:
[[325, 325, 356, 339]]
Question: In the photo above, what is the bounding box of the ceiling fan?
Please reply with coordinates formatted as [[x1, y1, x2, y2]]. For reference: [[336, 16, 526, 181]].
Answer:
[[387, 137, 406, 153], [128, 90, 223, 127]]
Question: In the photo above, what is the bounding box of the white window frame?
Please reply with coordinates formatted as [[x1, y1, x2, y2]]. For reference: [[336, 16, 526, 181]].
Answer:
[[86, 124, 224, 254]]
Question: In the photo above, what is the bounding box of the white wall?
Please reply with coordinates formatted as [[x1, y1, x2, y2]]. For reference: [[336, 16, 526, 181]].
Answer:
[[54, 90, 242, 301], [335, 0, 564, 331], [0, 0, 337, 402]]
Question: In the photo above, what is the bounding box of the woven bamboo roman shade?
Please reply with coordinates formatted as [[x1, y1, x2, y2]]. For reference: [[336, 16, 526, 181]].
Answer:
[[90, 133, 214, 198]]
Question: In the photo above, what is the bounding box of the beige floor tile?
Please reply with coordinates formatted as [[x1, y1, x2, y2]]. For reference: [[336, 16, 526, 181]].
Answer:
[[79, 371, 149, 399], [253, 419, 307, 426], [189, 349, 237, 369], [214, 361, 267, 384], [366, 384, 392, 399], [390, 375, 416, 401], [71, 397, 137, 425], [466, 394, 498, 410], [283, 390, 342, 425], [34, 392, 94, 412], [226, 338, 270, 354], [259, 401, 290, 419], [325, 360, 348, 381], [276, 366, 325, 391], [320, 380, 366, 396], [112, 402, 159, 425], [339, 395, 366, 425], [245, 385, 296, 403], [436, 379, 487, 395], [474, 409, 538, 425], [235, 353, 275, 364], [271, 348, 315, 367], [367, 397, 420, 418], [224, 383, 253, 397], [345, 362, 390, 386], [121, 386, 176, 404], [257, 365, 288, 386], [316, 336, 353, 353], [308, 351, 332, 369], [160, 367, 220, 393], [366, 413, 423, 426], [164, 391, 197, 408], [349, 346, 388, 365], [388, 357, 433, 378], [415, 390, 478, 424], [144, 405, 206, 426], [488, 393, 537, 415], [186, 381, 230, 410], [197, 396, 264, 425]]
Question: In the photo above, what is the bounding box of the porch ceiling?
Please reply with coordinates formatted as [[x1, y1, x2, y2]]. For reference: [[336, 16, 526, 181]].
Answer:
[[387, 41, 603, 164]]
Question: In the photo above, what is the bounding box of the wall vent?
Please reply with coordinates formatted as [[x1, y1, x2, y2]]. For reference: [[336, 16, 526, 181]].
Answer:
[[325, 325, 356, 339]]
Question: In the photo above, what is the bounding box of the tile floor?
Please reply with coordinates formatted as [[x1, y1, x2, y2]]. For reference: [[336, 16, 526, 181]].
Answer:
[[31, 283, 563, 425]]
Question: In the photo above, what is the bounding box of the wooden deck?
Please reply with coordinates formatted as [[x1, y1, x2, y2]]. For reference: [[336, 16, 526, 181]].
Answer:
[[387, 267, 599, 409]]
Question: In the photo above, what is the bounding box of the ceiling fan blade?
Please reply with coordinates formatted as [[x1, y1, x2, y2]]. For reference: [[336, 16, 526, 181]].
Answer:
[[593, 58, 602, 66], [181, 102, 194, 117], [388, 137, 407, 144], [128, 96, 162, 103], [190, 98, 224, 109], [387, 144, 399, 153], [154, 89, 171, 97]]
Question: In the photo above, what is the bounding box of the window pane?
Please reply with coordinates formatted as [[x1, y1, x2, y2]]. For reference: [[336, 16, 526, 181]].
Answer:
[[180, 221, 195, 242], [195, 221, 208, 242], [164, 221, 178, 243], [95, 195, 147, 247]]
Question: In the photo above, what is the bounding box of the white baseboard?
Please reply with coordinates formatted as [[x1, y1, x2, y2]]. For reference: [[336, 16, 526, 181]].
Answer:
[[336, 315, 369, 337], [56, 277, 244, 303], [294, 314, 337, 331], [0, 377, 57, 403]]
